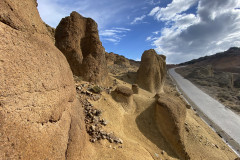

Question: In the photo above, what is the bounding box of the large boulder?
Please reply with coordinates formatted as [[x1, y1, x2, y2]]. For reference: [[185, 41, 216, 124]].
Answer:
[[0, 1, 89, 159], [155, 94, 189, 160], [136, 49, 166, 93], [111, 85, 133, 112], [55, 11, 108, 85]]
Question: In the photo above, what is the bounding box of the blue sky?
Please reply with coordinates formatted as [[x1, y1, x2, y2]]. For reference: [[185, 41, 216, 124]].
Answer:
[[38, 0, 240, 64]]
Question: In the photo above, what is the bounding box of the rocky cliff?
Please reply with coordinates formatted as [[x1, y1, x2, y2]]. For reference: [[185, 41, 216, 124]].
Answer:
[[55, 11, 108, 85], [0, 1, 90, 159]]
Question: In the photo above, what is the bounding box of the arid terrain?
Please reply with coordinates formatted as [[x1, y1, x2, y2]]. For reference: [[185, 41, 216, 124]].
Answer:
[[176, 48, 240, 115], [0, 0, 239, 159]]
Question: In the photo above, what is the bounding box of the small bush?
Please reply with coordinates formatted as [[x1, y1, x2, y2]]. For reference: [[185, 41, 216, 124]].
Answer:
[[90, 86, 102, 94]]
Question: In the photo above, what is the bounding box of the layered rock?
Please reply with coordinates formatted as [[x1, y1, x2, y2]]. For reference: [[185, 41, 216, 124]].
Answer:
[[155, 94, 189, 160], [136, 49, 166, 93], [0, 0, 89, 159], [55, 11, 108, 85]]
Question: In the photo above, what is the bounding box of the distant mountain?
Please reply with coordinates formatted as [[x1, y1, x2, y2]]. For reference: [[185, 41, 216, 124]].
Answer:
[[180, 47, 240, 73]]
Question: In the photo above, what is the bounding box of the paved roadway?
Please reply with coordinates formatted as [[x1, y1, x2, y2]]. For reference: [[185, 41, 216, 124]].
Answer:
[[168, 68, 240, 155]]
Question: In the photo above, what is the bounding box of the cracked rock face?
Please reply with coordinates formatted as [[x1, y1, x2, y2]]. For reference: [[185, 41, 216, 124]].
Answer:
[[55, 11, 108, 85], [0, 0, 89, 159], [136, 49, 166, 94]]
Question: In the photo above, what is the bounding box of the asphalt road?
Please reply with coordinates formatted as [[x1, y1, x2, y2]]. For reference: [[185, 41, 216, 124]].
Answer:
[[169, 68, 240, 155]]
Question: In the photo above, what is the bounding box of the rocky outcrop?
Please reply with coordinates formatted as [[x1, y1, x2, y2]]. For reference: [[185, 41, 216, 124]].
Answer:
[[111, 86, 133, 111], [55, 11, 108, 85], [105, 52, 130, 66], [0, 1, 90, 159], [136, 49, 166, 93], [155, 94, 189, 160]]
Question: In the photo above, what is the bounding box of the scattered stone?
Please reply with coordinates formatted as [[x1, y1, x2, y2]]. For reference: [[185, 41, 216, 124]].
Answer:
[[113, 147, 116, 150], [93, 95, 101, 101], [215, 144, 219, 148], [161, 150, 165, 155], [186, 104, 191, 109], [76, 82, 123, 145], [155, 153, 159, 157]]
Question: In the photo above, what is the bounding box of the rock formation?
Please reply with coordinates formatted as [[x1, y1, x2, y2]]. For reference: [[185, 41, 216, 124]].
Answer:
[[132, 84, 139, 94], [136, 49, 166, 93], [155, 94, 189, 160], [105, 52, 130, 66], [55, 11, 108, 85], [111, 85, 133, 111], [0, 0, 90, 159]]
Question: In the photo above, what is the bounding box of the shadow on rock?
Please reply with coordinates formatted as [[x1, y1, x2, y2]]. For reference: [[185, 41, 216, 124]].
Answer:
[[135, 101, 178, 159]]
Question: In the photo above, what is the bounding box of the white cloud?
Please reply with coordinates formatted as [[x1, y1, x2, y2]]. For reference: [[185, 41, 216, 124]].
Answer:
[[149, 6, 160, 16], [131, 15, 146, 24], [100, 28, 131, 44], [135, 58, 141, 61], [147, 0, 240, 64], [153, 31, 160, 35], [146, 36, 152, 41], [149, 0, 198, 21], [145, 0, 161, 5]]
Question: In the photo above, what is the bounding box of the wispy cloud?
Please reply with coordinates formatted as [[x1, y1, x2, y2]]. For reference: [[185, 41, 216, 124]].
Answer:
[[145, 0, 161, 5], [38, 0, 149, 29], [131, 15, 146, 24], [100, 28, 131, 44]]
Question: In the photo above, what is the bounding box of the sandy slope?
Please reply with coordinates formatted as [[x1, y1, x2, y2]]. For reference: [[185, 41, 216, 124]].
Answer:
[[76, 69, 238, 160]]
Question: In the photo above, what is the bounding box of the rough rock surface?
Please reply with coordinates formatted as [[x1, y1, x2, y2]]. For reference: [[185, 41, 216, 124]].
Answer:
[[132, 84, 139, 94], [55, 11, 108, 85], [136, 49, 166, 93], [0, 1, 90, 159], [111, 86, 133, 111], [155, 94, 189, 160], [105, 52, 130, 66]]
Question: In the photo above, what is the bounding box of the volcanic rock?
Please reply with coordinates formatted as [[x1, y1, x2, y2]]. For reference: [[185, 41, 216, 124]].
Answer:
[[136, 49, 166, 93], [155, 94, 189, 160], [0, 1, 89, 159], [55, 11, 108, 85]]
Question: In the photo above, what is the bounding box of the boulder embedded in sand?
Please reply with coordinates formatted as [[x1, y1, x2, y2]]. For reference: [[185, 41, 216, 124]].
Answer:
[[155, 94, 189, 160], [132, 84, 139, 94], [0, 1, 89, 159], [55, 11, 108, 85], [111, 85, 133, 111], [136, 49, 166, 93]]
